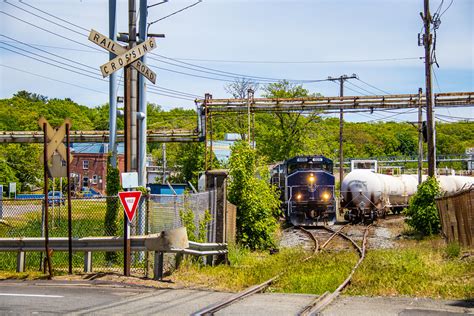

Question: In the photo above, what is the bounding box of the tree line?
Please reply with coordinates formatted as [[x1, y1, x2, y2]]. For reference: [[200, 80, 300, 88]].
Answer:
[[0, 87, 472, 191]]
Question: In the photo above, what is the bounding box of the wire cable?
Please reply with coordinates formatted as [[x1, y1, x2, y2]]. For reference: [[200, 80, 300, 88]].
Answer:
[[4, 1, 88, 38], [355, 78, 391, 95], [18, 0, 90, 32], [0, 63, 107, 94]]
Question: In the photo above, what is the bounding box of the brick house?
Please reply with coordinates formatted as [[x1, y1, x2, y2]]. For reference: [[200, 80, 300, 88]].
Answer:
[[70, 143, 124, 195]]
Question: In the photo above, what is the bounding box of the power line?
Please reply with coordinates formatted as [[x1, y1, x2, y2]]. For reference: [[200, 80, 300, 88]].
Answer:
[[18, 0, 90, 32], [345, 80, 377, 96], [159, 56, 423, 64], [0, 43, 197, 101], [0, 44, 105, 81], [355, 78, 391, 95], [0, 63, 107, 94], [0, 34, 201, 100], [0, 10, 103, 53], [4, 1, 88, 38], [0, 35, 97, 72]]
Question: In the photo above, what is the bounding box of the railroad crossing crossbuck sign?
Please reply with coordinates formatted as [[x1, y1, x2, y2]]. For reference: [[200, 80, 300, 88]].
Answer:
[[118, 191, 142, 223], [88, 29, 157, 84], [39, 117, 72, 162]]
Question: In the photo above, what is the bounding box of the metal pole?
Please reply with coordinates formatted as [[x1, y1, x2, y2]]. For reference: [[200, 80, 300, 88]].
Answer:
[[423, 0, 435, 177], [43, 123, 52, 279], [66, 123, 72, 274], [138, 0, 148, 187], [109, 0, 118, 168], [417, 88, 423, 184]]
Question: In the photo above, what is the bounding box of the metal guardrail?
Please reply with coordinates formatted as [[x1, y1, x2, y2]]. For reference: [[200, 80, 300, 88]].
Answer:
[[0, 236, 227, 278]]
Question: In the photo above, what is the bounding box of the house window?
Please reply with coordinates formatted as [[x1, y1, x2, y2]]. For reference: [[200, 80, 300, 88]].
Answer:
[[83, 160, 89, 169], [82, 176, 89, 188], [92, 175, 98, 184]]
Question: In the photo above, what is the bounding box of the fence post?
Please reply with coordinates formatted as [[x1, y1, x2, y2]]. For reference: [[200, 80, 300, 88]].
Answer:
[[84, 251, 92, 273], [16, 251, 25, 273], [153, 251, 164, 280], [205, 170, 229, 265], [145, 187, 151, 278]]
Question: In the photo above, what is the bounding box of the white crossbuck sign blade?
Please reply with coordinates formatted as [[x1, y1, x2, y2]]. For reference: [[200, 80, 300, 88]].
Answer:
[[88, 29, 157, 84], [100, 37, 156, 77]]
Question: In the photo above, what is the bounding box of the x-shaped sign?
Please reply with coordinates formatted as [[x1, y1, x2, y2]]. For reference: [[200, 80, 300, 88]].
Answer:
[[38, 117, 72, 163], [88, 29, 157, 84]]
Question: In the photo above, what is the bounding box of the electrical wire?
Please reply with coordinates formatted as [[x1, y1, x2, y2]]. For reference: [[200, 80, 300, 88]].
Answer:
[[0, 10, 103, 53], [4, 1, 88, 38], [0, 43, 197, 101], [161, 56, 423, 64], [18, 0, 90, 32], [345, 80, 377, 96], [0, 63, 107, 94], [355, 78, 391, 95]]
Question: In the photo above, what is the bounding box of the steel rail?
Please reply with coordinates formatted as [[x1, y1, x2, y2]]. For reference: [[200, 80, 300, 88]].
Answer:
[[192, 225, 346, 316], [299, 225, 372, 316]]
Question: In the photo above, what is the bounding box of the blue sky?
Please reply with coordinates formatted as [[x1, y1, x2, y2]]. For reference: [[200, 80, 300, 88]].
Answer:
[[0, 0, 472, 123]]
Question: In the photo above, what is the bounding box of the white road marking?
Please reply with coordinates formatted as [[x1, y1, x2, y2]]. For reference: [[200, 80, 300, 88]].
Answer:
[[0, 293, 63, 298]]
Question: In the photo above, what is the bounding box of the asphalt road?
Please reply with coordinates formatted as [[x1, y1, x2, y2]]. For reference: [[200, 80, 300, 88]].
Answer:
[[0, 281, 471, 315]]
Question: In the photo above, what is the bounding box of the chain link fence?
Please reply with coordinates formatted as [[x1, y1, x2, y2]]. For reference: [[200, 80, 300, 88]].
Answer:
[[0, 191, 216, 275]]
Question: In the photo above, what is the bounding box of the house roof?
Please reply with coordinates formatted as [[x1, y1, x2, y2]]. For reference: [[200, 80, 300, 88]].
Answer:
[[71, 143, 124, 154]]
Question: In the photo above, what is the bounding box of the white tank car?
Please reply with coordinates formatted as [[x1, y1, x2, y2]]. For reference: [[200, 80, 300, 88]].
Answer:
[[341, 170, 473, 222], [341, 170, 418, 214]]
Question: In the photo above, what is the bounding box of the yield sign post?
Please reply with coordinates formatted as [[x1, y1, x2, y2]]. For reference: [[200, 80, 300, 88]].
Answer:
[[118, 190, 142, 277], [118, 191, 142, 223]]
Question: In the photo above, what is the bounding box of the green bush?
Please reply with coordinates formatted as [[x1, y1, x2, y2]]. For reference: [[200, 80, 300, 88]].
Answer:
[[228, 142, 281, 250], [104, 155, 120, 262], [179, 202, 211, 243], [404, 177, 441, 236]]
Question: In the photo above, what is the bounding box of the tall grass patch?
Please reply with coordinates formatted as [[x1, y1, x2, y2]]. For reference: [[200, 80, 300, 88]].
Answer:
[[271, 251, 358, 294], [346, 242, 473, 299]]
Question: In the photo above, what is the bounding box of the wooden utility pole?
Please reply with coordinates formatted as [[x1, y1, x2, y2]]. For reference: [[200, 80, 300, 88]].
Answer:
[[417, 88, 423, 184], [328, 74, 357, 188], [123, 0, 138, 277], [422, 0, 435, 177], [247, 89, 254, 145]]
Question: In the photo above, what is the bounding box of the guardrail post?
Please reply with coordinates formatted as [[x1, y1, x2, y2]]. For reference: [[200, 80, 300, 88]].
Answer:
[[84, 251, 92, 273], [16, 251, 25, 273], [153, 251, 163, 280]]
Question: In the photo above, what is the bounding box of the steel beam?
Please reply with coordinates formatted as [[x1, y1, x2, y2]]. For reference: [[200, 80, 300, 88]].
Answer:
[[0, 130, 201, 143]]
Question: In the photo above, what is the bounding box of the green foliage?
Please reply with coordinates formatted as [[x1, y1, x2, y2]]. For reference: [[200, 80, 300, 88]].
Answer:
[[179, 206, 211, 243], [228, 141, 281, 250], [104, 155, 120, 262], [404, 177, 441, 236], [444, 242, 461, 259]]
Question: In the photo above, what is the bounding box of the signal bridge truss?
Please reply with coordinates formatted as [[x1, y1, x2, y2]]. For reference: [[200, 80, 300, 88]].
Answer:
[[198, 92, 474, 113]]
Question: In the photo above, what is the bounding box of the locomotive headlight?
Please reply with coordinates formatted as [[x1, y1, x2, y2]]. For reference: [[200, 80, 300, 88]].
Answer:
[[322, 191, 330, 201], [296, 193, 302, 200], [308, 174, 315, 184]]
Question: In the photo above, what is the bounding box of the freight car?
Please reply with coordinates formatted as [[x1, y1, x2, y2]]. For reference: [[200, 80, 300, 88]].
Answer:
[[341, 169, 474, 223], [271, 155, 336, 226]]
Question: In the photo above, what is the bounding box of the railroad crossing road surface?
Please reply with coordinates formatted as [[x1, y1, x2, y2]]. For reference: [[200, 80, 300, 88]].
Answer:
[[0, 281, 471, 315]]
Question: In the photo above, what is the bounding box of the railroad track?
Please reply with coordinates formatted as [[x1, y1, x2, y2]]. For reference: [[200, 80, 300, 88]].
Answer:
[[192, 224, 371, 316]]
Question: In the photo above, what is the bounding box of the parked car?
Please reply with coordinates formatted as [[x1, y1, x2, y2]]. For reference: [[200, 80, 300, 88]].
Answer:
[[47, 192, 65, 206]]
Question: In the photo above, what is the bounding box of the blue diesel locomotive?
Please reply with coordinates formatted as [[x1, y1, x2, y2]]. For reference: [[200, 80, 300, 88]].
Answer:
[[271, 155, 336, 226]]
